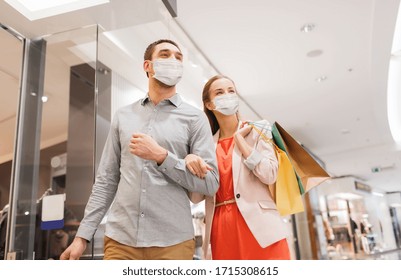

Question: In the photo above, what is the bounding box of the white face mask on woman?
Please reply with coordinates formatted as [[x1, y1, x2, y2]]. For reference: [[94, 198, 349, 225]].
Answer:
[[152, 58, 183, 86], [213, 94, 239, 115]]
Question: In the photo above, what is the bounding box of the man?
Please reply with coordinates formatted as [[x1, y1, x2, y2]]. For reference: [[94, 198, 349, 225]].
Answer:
[[60, 39, 219, 260]]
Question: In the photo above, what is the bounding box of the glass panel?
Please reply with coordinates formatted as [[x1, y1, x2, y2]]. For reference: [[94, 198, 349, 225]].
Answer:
[[34, 25, 98, 259], [0, 26, 23, 260]]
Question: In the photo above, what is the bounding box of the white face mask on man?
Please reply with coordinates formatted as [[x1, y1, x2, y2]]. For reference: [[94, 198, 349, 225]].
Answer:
[[152, 58, 183, 86], [212, 94, 240, 115]]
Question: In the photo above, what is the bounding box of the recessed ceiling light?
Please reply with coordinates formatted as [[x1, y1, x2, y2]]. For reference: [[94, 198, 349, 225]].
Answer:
[[341, 129, 350, 135], [41, 96, 48, 103], [331, 192, 362, 200], [300, 23, 315, 33], [306, 49, 323, 57], [372, 192, 385, 197], [5, 0, 109, 21], [315, 76, 327, 82]]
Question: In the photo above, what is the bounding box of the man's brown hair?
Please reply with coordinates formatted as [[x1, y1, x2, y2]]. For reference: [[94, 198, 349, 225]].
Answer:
[[144, 39, 181, 61]]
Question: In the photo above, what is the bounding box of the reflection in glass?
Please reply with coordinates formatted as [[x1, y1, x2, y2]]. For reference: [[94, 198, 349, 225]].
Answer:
[[32, 25, 100, 259], [0, 25, 23, 260]]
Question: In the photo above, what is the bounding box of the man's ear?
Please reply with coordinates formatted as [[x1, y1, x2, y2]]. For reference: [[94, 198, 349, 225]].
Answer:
[[143, 60, 152, 76]]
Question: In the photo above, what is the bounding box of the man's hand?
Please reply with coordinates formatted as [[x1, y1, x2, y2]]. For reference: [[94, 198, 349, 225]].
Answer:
[[59, 237, 87, 260], [129, 133, 167, 164], [185, 154, 212, 179]]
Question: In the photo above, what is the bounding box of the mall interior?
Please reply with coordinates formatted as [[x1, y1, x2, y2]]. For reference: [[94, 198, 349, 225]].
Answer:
[[1, 0, 401, 260]]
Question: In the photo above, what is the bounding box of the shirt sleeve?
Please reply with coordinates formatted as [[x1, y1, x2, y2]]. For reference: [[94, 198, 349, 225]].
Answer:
[[76, 114, 121, 241], [157, 113, 219, 196]]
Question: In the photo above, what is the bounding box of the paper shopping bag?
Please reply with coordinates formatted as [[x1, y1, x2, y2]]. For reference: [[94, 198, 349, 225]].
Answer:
[[273, 146, 305, 216], [272, 122, 330, 194], [249, 123, 304, 216]]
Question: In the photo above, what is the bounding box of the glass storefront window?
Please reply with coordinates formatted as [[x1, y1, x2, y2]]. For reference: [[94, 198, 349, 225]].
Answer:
[[3, 25, 102, 260], [36, 25, 100, 260], [0, 25, 24, 260]]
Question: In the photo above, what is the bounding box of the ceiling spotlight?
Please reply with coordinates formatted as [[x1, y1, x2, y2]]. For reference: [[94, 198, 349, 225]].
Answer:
[[98, 68, 109, 74], [341, 129, 350, 135], [301, 23, 315, 33], [306, 49, 323, 57], [41, 96, 48, 102], [315, 76, 327, 82]]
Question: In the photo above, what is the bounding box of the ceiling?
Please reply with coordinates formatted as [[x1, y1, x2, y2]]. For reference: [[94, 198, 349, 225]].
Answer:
[[0, 0, 400, 193]]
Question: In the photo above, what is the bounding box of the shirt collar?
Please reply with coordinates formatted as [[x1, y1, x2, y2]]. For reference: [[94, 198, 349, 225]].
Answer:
[[140, 93, 182, 107]]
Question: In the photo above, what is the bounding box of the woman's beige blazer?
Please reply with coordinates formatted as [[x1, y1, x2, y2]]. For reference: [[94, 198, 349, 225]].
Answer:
[[191, 120, 289, 259]]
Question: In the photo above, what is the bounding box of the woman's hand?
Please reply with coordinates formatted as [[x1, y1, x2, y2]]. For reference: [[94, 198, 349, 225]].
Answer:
[[185, 154, 213, 179], [234, 124, 253, 158], [236, 124, 253, 138]]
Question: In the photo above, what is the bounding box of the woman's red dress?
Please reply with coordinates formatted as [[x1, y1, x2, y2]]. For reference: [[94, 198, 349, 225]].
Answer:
[[211, 136, 290, 260]]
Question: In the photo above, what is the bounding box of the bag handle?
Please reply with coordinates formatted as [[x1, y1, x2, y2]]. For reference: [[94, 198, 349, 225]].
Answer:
[[248, 123, 278, 199], [248, 123, 276, 151]]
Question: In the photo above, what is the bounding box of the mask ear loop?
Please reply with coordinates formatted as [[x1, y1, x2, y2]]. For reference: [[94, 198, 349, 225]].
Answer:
[[234, 93, 241, 122], [236, 111, 241, 123]]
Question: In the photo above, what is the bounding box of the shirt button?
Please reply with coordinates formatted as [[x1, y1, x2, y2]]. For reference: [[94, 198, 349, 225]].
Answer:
[[236, 193, 241, 199], [163, 168, 167, 172], [140, 212, 145, 218], [142, 189, 146, 193]]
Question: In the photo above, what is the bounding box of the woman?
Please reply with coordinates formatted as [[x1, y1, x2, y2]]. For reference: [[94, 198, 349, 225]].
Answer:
[[187, 75, 290, 260]]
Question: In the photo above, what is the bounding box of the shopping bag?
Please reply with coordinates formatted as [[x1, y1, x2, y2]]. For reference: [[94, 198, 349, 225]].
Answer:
[[249, 122, 304, 216], [273, 145, 305, 216], [272, 122, 330, 194]]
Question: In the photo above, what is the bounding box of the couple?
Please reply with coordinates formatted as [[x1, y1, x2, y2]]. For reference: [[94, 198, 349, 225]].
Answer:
[[60, 39, 290, 260]]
